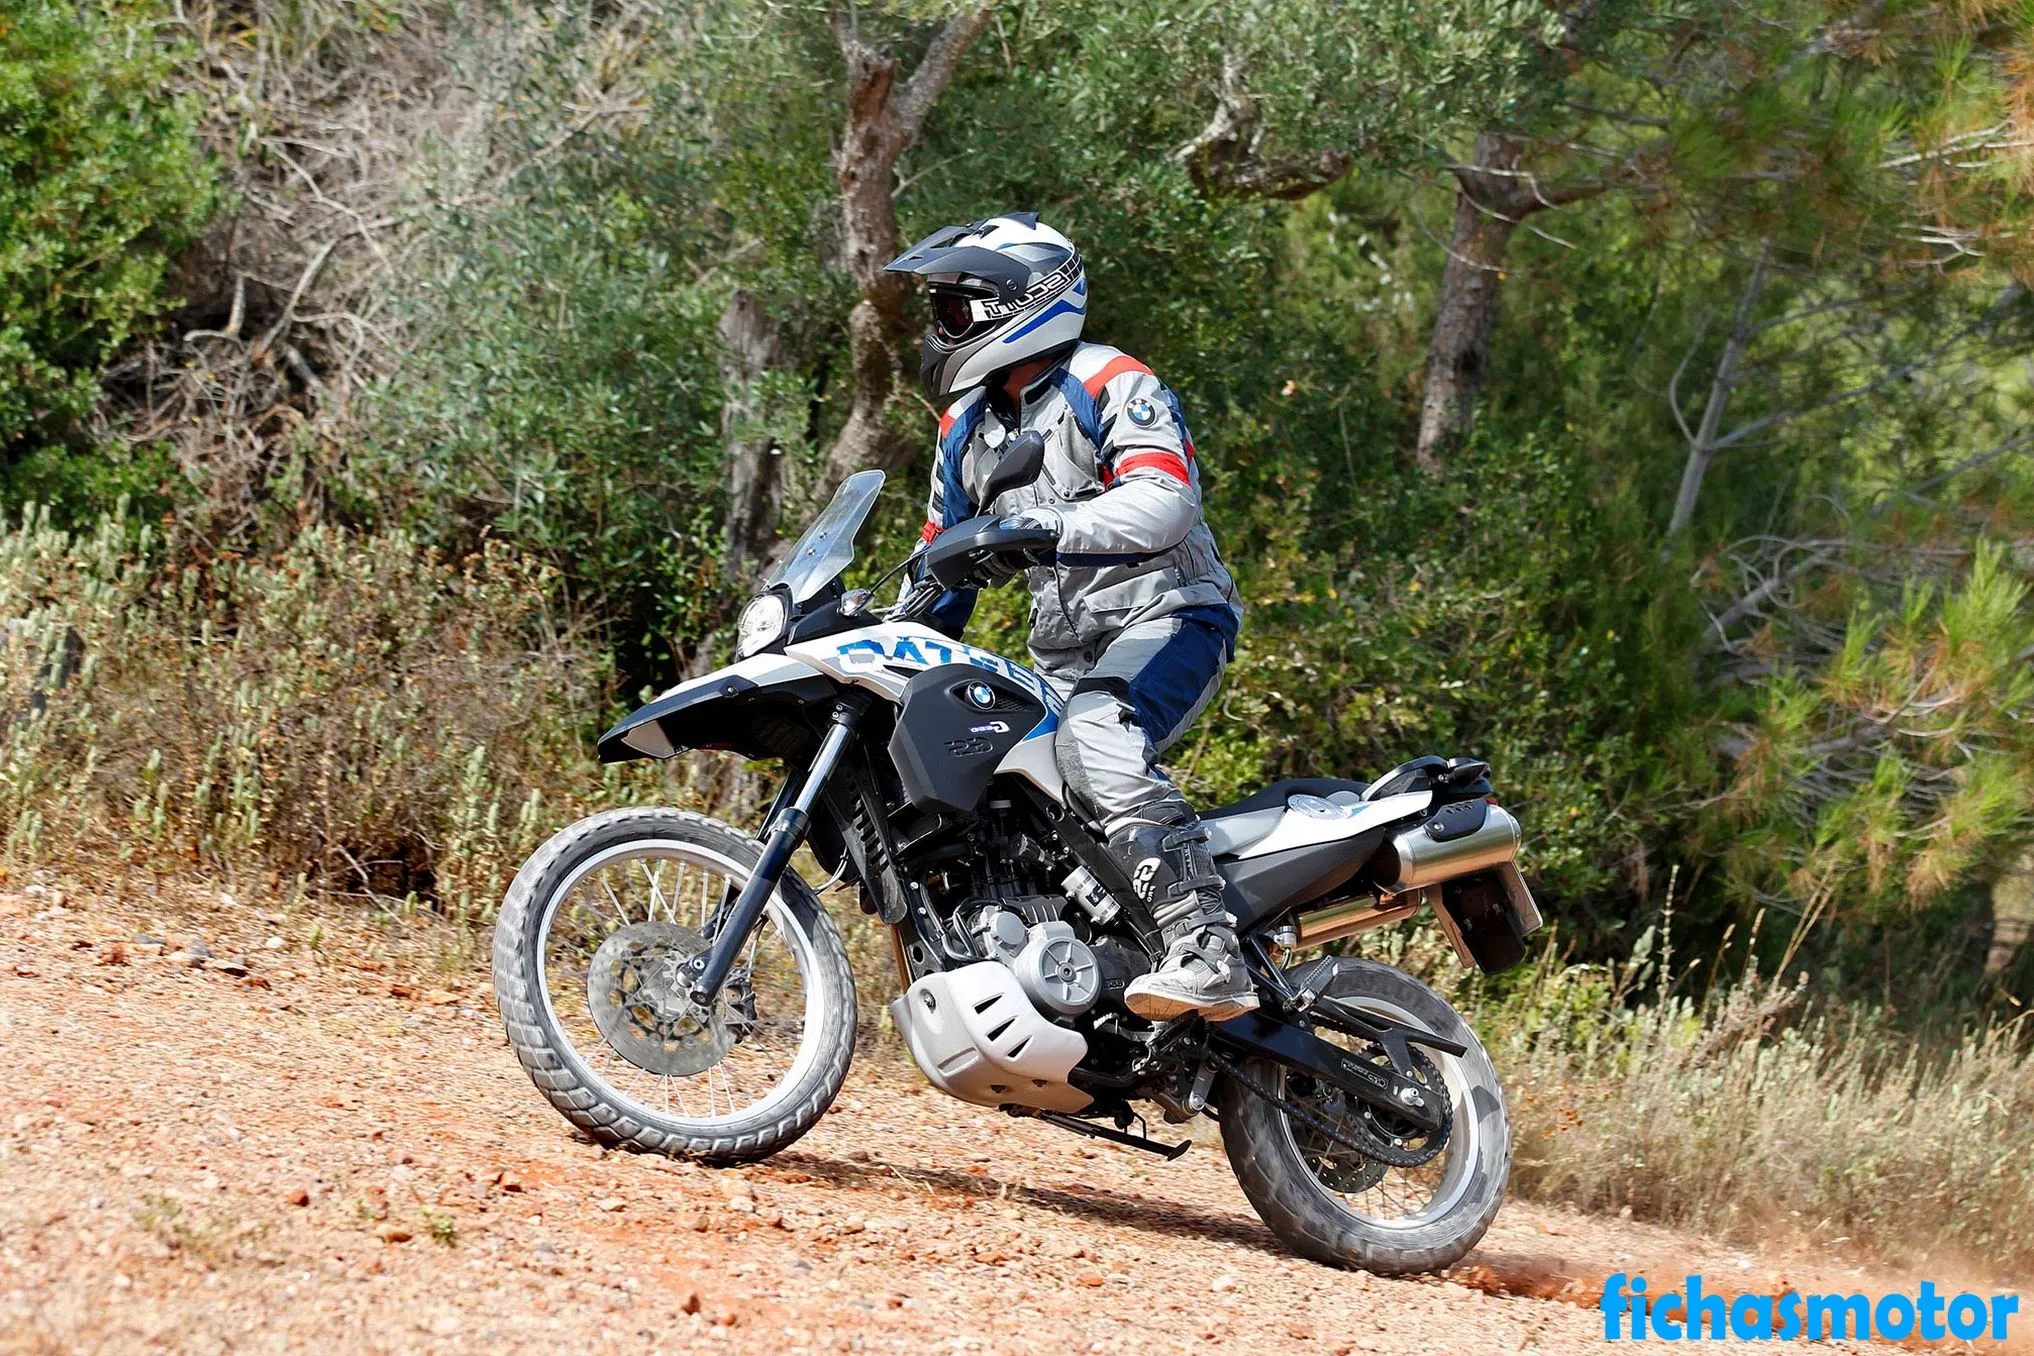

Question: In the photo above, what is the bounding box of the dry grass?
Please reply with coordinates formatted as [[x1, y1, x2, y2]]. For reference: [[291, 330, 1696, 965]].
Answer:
[[0, 505, 680, 918], [1472, 928, 2034, 1284]]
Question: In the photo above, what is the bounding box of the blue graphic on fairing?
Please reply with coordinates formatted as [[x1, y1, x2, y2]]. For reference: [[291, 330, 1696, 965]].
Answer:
[[835, 635, 1061, 742]]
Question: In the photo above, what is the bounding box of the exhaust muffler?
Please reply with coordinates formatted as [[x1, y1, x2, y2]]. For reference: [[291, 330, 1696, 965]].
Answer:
[[1379, 802, 1521, 892], [1287, 801, 1538, 961], [1292, 892, 1426, 948]]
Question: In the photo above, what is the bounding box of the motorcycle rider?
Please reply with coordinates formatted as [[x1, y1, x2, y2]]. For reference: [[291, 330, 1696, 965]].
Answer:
[[885, 214, 1255, 1021]]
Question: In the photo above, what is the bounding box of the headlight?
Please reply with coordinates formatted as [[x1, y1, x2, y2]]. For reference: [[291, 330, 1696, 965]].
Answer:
[[735, 592, 789, 657]]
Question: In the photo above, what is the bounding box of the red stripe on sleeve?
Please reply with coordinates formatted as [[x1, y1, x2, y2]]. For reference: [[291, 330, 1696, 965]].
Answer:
[[921, 519, 942, 543], [1113, 450, 1191, 485], [1082, 354, 1153, 398], [937, 410, 956, 439]]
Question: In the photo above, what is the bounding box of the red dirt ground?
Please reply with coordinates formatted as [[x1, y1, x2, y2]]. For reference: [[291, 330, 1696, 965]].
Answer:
[[0, 881, 1996, 1355]]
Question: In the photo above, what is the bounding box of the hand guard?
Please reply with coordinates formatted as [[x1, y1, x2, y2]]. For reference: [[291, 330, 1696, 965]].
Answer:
[[978, 515, 1059, 582], [920, 514, 1059, 590]]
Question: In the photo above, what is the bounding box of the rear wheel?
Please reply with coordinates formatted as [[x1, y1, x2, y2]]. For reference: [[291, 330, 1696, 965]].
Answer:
[[492, 807, 856, 1162], [1219, 958, 1509, 1274]]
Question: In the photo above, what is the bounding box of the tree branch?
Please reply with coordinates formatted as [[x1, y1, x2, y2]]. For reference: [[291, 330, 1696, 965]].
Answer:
[[1705, 547, 1835, 649], [1708, 280, 2027, 454], [1171, 55, 1357, 200], [1664, 242, 1768, 545], [893, 10, 993, 140]]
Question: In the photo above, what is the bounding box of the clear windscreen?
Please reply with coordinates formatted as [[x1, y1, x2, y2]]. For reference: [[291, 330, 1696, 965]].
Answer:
[[766, 469, 885, 602]]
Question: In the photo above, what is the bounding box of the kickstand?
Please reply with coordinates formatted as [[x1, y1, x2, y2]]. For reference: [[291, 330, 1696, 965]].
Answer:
[[1030, 1110, 1192, 1160]]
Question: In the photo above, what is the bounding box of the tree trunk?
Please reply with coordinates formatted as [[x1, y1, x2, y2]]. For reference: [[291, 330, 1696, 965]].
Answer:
[[1988, 848, 2034, 976], [815, 10, 991, 508], [1414, 135, 1619, 474], [718, 289, 784, 581], [1665, 247, 1768, 547], [1416, 135, 1526, 474]]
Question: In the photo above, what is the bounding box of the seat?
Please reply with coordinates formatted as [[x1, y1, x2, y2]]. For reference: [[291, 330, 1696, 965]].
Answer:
[[1204, 777, 1370, 820], [1202, 778, 1370, 859]]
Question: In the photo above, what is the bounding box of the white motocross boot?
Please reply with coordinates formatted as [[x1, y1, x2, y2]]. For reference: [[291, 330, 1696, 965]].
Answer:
[[1110, 815, 1259, 1023]]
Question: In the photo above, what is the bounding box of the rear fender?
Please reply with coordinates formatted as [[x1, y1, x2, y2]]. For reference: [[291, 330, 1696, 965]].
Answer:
[[596, 655, 838, 763]]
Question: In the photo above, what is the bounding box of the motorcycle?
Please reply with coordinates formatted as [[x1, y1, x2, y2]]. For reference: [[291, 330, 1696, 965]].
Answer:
[[491, 432, 1543, 1274]]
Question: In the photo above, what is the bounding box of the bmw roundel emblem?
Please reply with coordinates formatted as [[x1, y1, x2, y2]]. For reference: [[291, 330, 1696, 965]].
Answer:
[[964, 682, 996, 710], [1126, 396, 1159, 427]]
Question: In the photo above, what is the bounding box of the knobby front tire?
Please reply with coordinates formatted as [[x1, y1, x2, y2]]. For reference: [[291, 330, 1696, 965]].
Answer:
[[492, 807, 857, 1163]]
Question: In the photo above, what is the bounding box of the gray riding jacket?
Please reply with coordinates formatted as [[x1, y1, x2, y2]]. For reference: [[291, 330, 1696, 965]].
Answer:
[[919, 342, 1243, 677]]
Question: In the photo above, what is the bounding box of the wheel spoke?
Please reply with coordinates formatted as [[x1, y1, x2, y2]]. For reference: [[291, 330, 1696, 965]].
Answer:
[[599, 875, 632, 930], [1277, 1004, 1473, 1229], [641, 858, 669, 920], [536, 840, 817, 1133]]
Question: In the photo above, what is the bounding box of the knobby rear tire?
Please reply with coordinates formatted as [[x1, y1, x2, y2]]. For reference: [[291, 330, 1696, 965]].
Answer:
[[491, 806, 857, 1163], [1220, 958, 1510, 1275]]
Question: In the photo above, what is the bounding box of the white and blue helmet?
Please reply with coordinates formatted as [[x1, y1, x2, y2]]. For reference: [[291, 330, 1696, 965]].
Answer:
[[886, 214, 1087, 403]]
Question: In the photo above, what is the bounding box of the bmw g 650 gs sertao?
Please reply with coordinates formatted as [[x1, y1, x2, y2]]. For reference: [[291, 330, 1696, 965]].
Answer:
[[492, 432, 1544, 1274]]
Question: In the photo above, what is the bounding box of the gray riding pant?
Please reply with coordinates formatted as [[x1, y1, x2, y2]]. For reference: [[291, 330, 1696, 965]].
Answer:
[[1042, 610, 1234, 838]]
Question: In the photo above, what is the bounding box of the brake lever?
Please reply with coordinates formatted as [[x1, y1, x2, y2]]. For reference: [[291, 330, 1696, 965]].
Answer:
[[881, 578, 942, 622]]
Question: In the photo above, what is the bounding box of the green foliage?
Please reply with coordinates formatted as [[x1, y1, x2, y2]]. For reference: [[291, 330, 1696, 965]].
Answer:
[[0, 0, 218, 461], [358, 4, 839, 656], [1712, 539, 2034, 921], [6, 0, 2031, 1001], [1046, 0, 1568, 173], [1201, 434, 1665, 905]]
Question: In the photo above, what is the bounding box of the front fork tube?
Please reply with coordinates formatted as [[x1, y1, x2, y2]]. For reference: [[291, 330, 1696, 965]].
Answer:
[[685, 703, 858, 1008]]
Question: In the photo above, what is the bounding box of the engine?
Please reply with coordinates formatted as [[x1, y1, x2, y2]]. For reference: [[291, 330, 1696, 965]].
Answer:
[[966, 905, 1101, 1017], [888, 807, 1149, 1114]]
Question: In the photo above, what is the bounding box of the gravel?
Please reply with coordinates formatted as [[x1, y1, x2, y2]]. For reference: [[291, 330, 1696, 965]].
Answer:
[[0, 883, 1930, 1356]]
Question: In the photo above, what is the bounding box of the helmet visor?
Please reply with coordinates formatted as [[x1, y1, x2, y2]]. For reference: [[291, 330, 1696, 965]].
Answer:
[[928, 284, 992, 344]]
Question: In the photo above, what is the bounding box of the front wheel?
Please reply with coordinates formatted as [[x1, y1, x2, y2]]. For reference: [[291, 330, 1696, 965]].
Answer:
[[1219, 958, 1509, 1274], [492, 807, 857, 1162]]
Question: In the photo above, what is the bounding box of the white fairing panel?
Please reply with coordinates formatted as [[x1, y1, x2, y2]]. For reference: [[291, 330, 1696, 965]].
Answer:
[[613, 652, 834, 758], [658, 653, 827, 702], [1212, 791, 1433, 861], [787, 624, 1067, 801]]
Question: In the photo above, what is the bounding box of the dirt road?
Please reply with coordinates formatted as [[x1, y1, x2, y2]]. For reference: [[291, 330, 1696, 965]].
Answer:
[[0, 883, 1945, 1354]]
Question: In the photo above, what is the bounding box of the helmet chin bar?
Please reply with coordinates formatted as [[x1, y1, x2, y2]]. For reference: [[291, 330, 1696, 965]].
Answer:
[[922, 337, 1080, 406]]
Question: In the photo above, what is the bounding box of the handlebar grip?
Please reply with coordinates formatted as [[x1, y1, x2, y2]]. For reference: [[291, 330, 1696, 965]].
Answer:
[[973, 521, 1059, 554]]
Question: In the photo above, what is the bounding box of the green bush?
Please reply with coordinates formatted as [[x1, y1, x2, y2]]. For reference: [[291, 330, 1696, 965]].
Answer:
[[357, 13, 772, 660], [0, 0, 219, 463]]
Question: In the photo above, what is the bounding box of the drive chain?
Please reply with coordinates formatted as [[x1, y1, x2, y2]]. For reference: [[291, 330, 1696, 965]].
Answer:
[[1210, 1049, 1446, 1169], [1208, 1051, 1375, 1157]]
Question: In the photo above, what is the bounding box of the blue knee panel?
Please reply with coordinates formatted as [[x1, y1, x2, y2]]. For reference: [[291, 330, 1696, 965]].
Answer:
[[1126, 614, 1233, 745]]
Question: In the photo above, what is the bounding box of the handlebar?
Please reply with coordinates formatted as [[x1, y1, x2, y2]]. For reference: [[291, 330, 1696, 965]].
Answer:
[[918, 515, 1058, 590], [883, 515, 1057, 623]]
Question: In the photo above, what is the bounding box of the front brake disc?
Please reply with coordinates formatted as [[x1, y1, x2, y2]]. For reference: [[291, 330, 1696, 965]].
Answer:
[[585, 922, 736, 1076]]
